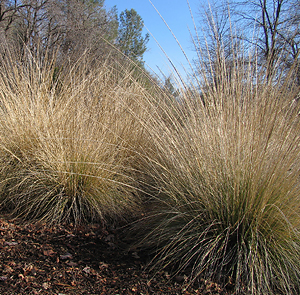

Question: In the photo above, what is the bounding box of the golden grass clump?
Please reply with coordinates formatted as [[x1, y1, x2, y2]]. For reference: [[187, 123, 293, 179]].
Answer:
[[129, 44, 300, 294], [0, 49, 151, 225], [0, 16, 299, 294]]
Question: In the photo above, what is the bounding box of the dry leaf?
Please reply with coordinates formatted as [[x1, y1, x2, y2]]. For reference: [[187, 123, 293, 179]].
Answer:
[[43, 249, 56, 256]]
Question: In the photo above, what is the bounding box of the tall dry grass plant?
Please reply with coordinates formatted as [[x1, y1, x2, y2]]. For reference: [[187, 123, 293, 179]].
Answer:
[[0, 48, 153, 225], [129, 28, 300, 294]]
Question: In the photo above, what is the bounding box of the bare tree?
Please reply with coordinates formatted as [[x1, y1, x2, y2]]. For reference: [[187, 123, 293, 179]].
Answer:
[[13, 0, 49, 52], [1, 0, 119, 62], [0, 1, 31, 34], [194, 0, 244, 92], [231, 0, 300, 81], [195, 0, 300, 85]]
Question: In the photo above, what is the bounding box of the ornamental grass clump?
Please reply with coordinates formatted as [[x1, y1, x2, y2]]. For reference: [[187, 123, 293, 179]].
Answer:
[[0, 49, 151, 225], [131, 41, 300, 294]]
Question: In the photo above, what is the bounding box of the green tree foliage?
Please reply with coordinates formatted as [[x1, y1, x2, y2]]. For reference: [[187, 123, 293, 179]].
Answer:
[[163, 75, 179, 99], [117, 8, 149, 64]]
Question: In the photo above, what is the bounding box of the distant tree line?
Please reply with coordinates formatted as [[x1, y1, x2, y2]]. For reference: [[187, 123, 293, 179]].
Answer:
[[0, 1, 149, 67]]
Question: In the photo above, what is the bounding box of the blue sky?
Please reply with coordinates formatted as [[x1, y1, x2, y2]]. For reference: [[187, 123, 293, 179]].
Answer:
[[104, 0, 202, 79]]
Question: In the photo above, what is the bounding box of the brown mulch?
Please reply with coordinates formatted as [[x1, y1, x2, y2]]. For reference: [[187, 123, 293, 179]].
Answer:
[[0, 215, 231, 295]]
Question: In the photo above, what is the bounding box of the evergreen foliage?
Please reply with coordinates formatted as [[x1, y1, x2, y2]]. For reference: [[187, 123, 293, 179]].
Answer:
[[117, 8, 149, 64]]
